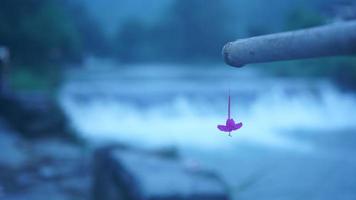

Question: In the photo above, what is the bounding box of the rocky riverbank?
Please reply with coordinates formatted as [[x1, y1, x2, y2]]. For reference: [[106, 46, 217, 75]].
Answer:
[[0, 120, 230, 200], [0, 90, 229, 200], [0, 120, 91, 200]]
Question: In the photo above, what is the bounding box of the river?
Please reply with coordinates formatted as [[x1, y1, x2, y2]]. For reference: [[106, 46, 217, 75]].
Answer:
[[59, 60, 356, 200]]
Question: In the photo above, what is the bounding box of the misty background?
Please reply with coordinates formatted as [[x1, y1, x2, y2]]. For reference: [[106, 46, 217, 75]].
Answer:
[[1, 0, 356, 200]]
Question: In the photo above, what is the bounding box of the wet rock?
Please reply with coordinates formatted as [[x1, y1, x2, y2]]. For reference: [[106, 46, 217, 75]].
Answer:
[[0, 124, 91, 200], [0, 93, 77, 140], [93, 146, 229, 200], [0, 120, 27, 169]]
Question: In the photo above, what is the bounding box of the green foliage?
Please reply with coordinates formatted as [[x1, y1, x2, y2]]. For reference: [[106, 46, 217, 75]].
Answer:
[[9, 67, 61, 92], [0, 0, 109, 90], [0, 0, 83, 67]]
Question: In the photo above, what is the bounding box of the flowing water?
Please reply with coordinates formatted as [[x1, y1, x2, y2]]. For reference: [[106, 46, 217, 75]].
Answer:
[[59, 61, 356, 200]]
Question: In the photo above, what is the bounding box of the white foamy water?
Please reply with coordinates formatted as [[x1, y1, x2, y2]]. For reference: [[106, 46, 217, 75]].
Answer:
[[59, 63, 356, 152]]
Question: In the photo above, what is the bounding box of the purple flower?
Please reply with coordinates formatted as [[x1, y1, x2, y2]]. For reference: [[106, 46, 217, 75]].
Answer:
[[217, 95, 243, 136]]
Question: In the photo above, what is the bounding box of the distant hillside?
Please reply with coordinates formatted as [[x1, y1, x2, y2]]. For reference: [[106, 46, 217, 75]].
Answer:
[[80, 0, 332, 37], [80, 0, 173, 36]]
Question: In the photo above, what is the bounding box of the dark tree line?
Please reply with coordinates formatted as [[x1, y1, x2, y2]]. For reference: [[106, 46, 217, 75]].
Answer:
[[0, 0, 107, 71], [114, 0, 235, 63]]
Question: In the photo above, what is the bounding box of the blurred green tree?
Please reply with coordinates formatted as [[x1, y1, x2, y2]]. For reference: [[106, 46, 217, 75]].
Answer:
[[0, 0, 82, 68], [0, 0, 109, 90]]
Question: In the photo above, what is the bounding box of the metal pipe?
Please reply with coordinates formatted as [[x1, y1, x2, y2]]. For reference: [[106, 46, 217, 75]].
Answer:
[[223, 20, 356, 67]]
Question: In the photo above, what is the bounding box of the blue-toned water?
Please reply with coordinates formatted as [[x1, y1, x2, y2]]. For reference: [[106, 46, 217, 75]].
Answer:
[[59, 60, 356, 200]]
